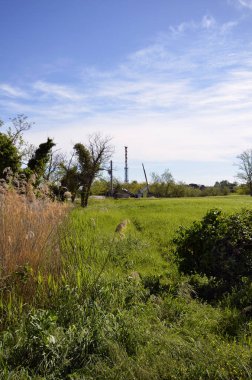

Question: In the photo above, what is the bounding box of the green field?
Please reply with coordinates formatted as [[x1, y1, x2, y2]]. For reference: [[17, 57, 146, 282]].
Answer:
[[73, 195, 252, 276], [1, 195, 252, 379]]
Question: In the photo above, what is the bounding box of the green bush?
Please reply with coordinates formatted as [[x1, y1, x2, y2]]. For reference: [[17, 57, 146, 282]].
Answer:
[[0, 133, 21, 175], [173, 209, 252, 301]]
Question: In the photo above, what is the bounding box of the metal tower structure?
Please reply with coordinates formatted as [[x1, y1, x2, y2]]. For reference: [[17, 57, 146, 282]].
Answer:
[[124, 146, 129, 183]]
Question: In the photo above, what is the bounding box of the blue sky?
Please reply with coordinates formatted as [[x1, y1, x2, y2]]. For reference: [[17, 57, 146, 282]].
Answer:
[[1, 0, 252, 184]]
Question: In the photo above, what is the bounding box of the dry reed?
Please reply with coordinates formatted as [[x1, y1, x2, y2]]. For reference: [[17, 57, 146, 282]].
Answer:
[[0, 191, 68, 277]]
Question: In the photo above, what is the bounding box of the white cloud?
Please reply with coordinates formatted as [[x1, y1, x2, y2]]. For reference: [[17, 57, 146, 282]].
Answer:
[[0, 84, 28, 98], [220, 20, 238, 33], [169, 20, 197, 35], [169, 15, 217, 35], [238, 0, 252, 9], [33, 81, 83, 100]]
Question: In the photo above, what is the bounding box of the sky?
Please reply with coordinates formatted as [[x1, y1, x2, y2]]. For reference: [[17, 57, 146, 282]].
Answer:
[[1, 0, 252, 185]]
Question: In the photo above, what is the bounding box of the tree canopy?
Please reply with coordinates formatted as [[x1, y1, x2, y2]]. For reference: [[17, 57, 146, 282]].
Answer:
[[74, 134, 113, 207], [27, 138, 56, 180], [0, 133, 21, 175], [236, 149, 252, 195]]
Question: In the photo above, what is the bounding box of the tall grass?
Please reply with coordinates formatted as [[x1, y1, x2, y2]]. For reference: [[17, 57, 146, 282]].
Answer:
[[0, 191, 68, 277]]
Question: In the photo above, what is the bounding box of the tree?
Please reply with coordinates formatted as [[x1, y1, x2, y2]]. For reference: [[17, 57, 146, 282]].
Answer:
[[7, 114, 33, 145], [0, 133, 21, 175], [27, 138, 56, 180], [6, 114, 35, 165], [44, 149, 66, 183], [214, 180, 237, 195], [161, 169, 174, 184], [0, 114, 36, 176], [61, 164, 80, 203], [150, 169, 174, 197], [236, 149, 252, 195], [74, 134, 113, 207], [151, 169, 174, 184]]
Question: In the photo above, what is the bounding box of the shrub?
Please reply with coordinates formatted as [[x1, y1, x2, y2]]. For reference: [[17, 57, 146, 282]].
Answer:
[[0, 133, 21, 175], [173, 209, 252, 300]]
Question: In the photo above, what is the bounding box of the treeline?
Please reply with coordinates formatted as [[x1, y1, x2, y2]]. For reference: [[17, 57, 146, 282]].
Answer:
[[90, 176, 241, 198]]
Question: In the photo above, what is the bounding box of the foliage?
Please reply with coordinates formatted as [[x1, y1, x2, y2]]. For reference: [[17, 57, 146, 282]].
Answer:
[[0, 133, 21, 175], [96, 178, 235, 199], [27, 138, 56, 180], [214, 180, 237, 194], [60, 165, 79, 201], [150, 169, 175, 197], [6, 115, 35, 164], [236, 149, 252, 195], [150, 169, 174, 184], [6, 115, 33, 145], [174, 209, 252, 300], [73, 142, 93, 207], [44, 150, 66, 183], [74, 134, 113, 207], [91, 178, 109, 195]]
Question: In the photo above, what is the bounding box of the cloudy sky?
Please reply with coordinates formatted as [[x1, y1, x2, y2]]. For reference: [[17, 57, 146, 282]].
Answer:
[[1, 0, 252, 184]]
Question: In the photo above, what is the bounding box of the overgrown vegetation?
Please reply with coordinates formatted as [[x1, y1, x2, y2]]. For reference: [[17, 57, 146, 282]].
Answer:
[[0, 196, 252, 379], [174, 209, 252, 303], [0, 133, 21, 175], [90, 176, 239, 198]]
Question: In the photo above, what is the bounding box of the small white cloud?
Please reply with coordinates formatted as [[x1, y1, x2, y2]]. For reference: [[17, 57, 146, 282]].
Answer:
[[220, 21, 238, 33], [33, 81, 83, 100], [238, 0, 252, 9], [169, 15, 216, 35], [169, 20, 196, 35], [0, 83, 28, 98]]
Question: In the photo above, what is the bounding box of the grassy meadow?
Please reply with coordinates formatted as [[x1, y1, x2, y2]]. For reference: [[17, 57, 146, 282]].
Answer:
[[0, 194, 252, 379]]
